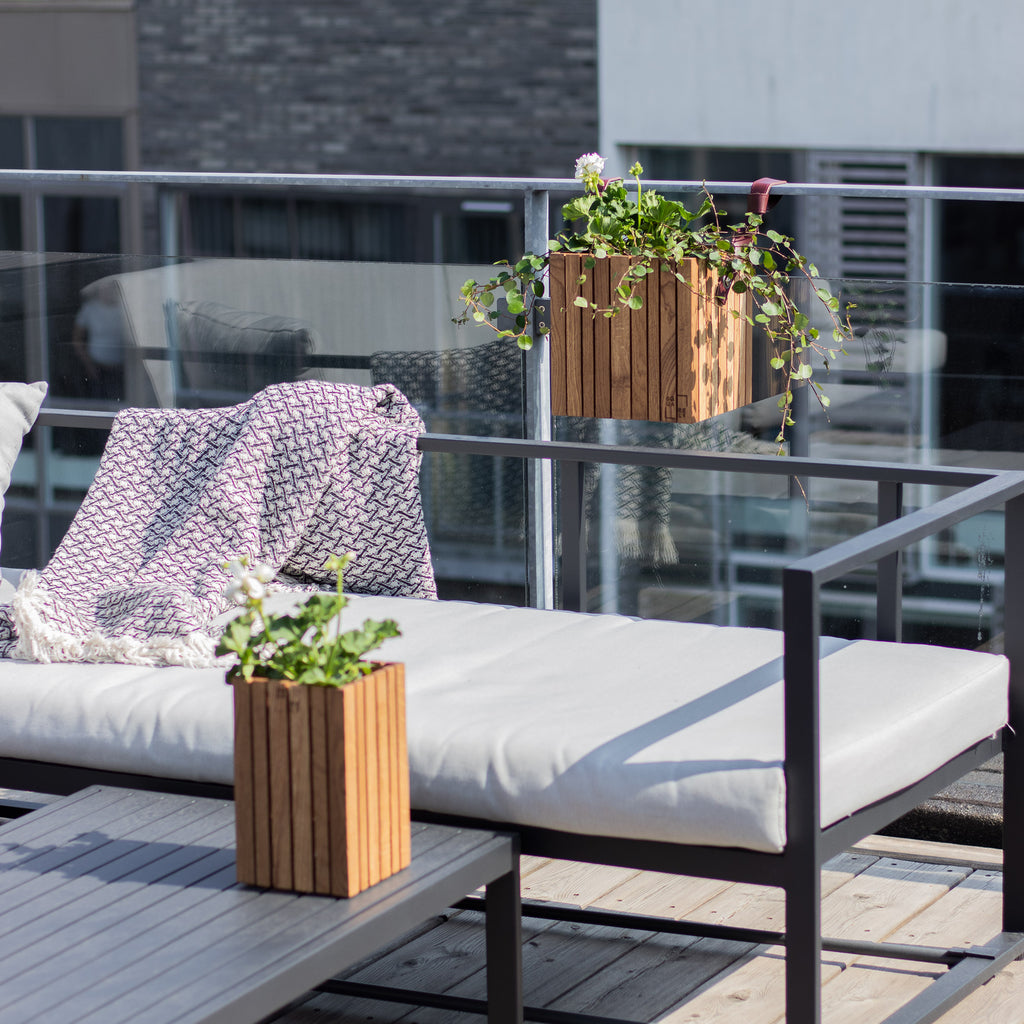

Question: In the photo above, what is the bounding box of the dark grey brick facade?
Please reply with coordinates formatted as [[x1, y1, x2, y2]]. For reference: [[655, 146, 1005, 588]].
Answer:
[[137, 0, 597, 178]]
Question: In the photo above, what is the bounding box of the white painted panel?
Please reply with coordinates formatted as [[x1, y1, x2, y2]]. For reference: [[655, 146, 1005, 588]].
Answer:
[[599, 0, 1024, 163]]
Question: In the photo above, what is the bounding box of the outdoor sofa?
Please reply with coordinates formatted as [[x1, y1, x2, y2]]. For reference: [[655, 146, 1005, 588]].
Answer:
[[1, 429, 1024, 1024]]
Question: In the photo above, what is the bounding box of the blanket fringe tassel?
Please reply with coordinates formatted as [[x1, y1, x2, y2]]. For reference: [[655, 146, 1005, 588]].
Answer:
[[10, 572, 222, 668]]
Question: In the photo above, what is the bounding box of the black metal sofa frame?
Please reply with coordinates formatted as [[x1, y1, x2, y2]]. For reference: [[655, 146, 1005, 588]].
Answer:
[[3, 435, 1024, 1024]]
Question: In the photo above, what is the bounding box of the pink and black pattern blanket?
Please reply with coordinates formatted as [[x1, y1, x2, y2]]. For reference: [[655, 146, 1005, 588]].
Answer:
[[0, 381, 435, 666]]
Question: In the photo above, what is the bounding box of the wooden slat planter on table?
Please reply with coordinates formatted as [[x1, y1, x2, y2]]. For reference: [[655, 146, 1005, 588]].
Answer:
[[232, 663, 411, 897], [548, 252, 755, 423]]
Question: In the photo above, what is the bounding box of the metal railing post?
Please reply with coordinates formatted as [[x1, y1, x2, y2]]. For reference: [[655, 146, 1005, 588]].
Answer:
[[876, 480, 904, 643], [524, 188, 554, 609]]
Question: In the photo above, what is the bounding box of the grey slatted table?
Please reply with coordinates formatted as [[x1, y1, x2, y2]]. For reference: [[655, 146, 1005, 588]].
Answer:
[[0, 785, 522, 1024]]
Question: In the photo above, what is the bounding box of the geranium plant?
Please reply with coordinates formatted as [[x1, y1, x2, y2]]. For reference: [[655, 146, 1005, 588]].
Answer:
[[217, 552, 399, 686], [457, 152, 853, 448]]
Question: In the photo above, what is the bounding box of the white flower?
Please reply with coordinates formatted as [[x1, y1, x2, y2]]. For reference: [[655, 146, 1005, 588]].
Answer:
[[574, 152, 605, 180], [252, 563, 275, 584], [225, 558, 247, 579], [222, 555, 271, 604]]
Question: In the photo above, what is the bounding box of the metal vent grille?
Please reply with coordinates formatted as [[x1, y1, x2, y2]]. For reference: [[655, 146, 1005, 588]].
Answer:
[[799, 152, 924, 330]]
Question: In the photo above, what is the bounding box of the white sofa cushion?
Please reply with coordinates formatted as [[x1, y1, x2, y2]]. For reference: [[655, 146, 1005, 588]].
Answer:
[[0, 594, 1008, 853]]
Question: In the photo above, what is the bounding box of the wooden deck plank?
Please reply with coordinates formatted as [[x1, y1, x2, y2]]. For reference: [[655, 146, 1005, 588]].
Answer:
[[818, 869, 1004, 1024], [657, 859, 974, 1024], [274, 840, 1016, 1024]]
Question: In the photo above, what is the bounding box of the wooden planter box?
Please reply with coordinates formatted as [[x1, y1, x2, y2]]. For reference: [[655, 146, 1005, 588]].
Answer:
[[548, 252, 756, 423], [232, 664, 411, 897]]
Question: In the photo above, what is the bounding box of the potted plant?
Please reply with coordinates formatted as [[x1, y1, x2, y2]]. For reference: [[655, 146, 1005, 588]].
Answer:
[[218, 553, 407, 898], [458, 153, 853, 448]]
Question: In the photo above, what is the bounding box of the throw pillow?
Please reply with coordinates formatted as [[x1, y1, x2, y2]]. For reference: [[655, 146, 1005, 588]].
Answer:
[[0, 381, 48, 563]]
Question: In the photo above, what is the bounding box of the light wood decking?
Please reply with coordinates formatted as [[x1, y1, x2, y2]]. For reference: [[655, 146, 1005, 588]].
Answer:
[[276, 835, 1023, 1024]]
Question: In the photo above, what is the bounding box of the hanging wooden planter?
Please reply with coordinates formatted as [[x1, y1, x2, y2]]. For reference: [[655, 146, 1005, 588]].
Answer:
[[232, 664, 411, 898], [548, 252, 756, 423]]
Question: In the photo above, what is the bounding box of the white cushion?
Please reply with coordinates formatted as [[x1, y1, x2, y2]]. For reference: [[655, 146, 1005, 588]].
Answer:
[[0, 382, 47, 560], [0, 594, 1009, 853]]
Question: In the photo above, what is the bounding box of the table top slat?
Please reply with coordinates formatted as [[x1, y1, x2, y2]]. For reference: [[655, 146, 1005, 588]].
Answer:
[[0, 820, 237, 990], [65, 827, 509, 1024], [0, 789, 516, 1024]]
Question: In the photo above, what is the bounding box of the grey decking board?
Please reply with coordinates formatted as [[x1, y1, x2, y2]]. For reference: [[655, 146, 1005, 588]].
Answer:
[[0, 786, 140, 851], [154, 835, 518, 1024], [0, 822, 238, 986], [70, 829, 513, 1024], [0, 798, 229, 937], [9, 823, 440, 1020], [0, 791, 518, 1024]]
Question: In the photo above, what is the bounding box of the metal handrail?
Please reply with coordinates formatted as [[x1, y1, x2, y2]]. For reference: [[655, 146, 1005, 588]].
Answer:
[[3, 168, 1024, 203]]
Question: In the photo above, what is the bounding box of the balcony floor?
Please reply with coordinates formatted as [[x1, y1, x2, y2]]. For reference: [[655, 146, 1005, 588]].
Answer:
[[275, 835, 1020, 1024]]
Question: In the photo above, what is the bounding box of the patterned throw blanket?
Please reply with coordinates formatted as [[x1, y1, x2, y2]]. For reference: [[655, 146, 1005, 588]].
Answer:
[[0, 381, 435, 666]]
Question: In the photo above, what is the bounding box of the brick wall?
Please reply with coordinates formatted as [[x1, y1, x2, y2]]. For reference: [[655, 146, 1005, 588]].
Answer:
[[137, 0, 597, 178]]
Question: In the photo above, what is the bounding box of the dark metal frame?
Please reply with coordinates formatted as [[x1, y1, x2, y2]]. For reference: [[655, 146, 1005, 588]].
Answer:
[[3, 435, 1024, 1024]]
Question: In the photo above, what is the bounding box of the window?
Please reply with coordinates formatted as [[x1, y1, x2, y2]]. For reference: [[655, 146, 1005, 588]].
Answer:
[[633, 146, 796, 237], [0, 117, 24, 168], [179, 192, 519, 265], [34, 117, 123, 171]]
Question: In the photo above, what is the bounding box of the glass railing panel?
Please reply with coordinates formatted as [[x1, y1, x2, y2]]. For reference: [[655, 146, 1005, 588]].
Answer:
[[2, 251, 528, 597], [5, 241, 1024, 641]]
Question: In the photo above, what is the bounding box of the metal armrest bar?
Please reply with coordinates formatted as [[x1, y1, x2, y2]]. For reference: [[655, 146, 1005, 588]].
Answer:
[[786, 471, 1024, 586]]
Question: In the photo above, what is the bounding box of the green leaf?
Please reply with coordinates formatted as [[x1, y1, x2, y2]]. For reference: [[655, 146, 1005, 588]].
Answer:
[[627, 294, 643, 310]]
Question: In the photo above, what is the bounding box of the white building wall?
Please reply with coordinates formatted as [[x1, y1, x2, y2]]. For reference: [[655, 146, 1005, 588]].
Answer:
[[598, 0, 1024, 171]]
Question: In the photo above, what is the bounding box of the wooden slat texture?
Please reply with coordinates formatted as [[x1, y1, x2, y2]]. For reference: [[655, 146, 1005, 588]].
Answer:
[[562, 253, 585, 416], [659, 262, 679, 421], [352, 677, 370, 892], [392, 664, 412, 872], [309, 684, 332, 893], [645, 263, 661, 420], [232, 678, 257, 885], [267, 679, 294, 891], [675, 259, 699, 422], [250, 678, 272, 887], [579, 255, 595, 417], [287, 684, 315, 893], [548, 253, 760, 424], [327, 682, 357, 895], [592, 256, 612, 418], [362, 671, 381, 889], [608, 254, 632, 419], [548, 253, 568, 416], [630, 264, 649, 421], [375, 667, 393, 882]]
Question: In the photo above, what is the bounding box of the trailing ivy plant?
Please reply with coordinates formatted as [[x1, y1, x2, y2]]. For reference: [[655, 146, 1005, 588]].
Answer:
[[217, 552, 399, 686], [457, 153, 853, 450]]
